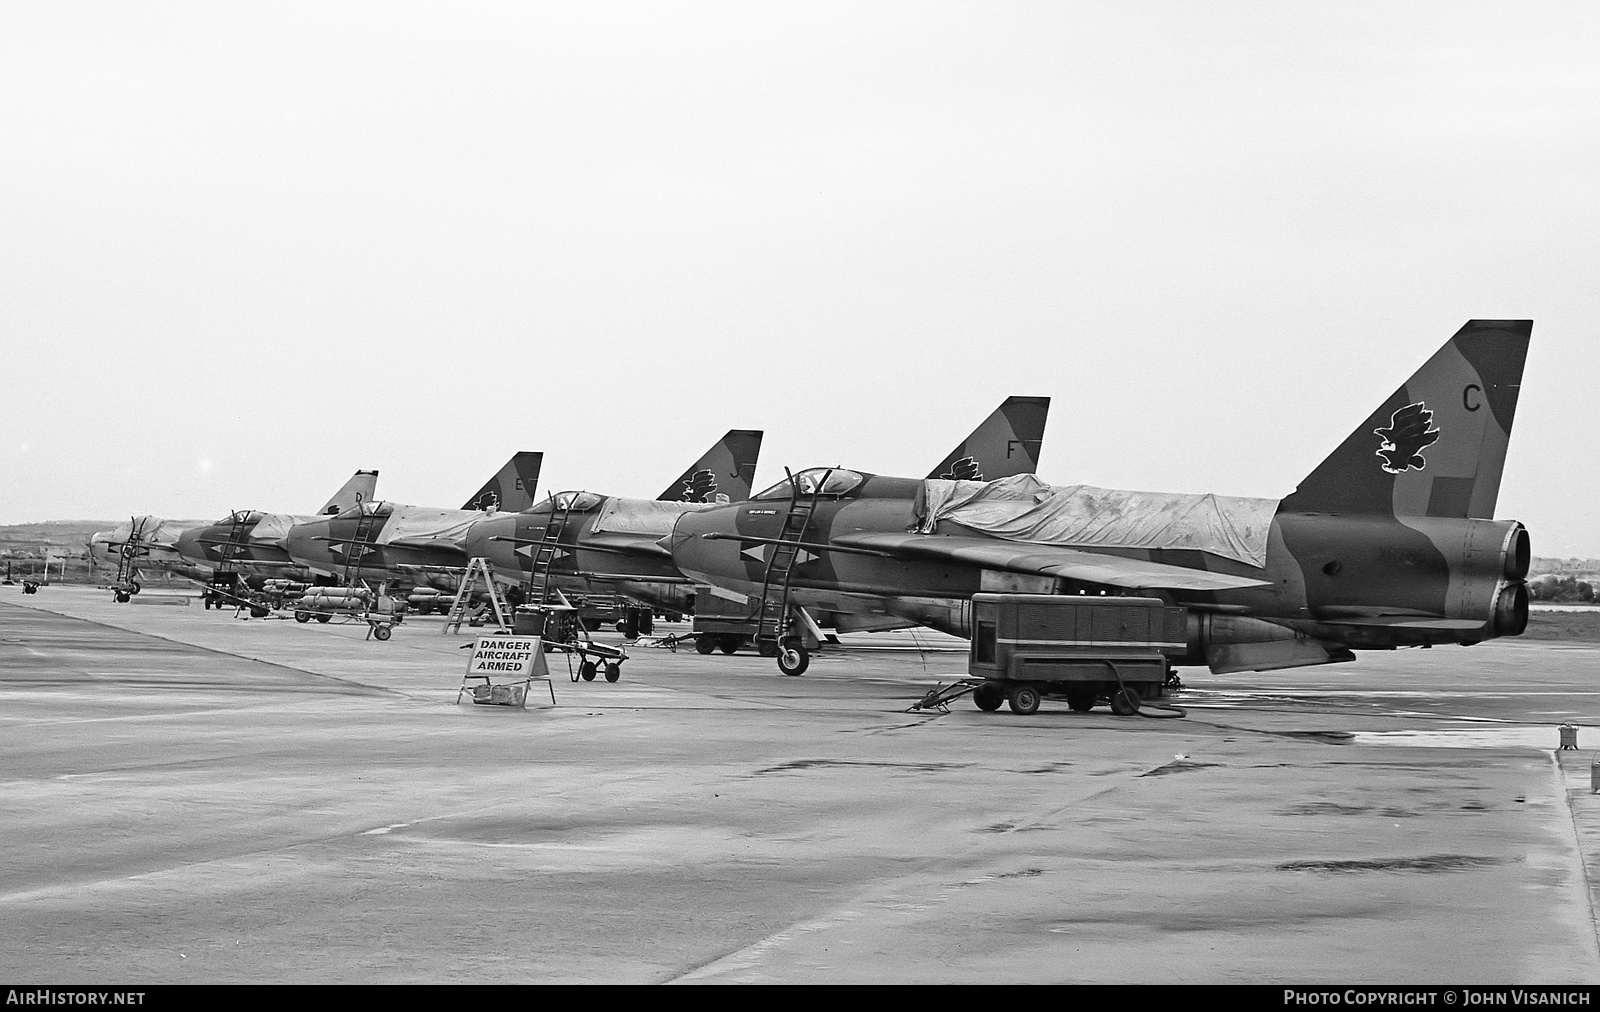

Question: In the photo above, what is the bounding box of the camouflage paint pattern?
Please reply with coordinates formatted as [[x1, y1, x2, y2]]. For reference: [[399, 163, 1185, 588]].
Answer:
[[657, 430, 763, 504], [926, 396, 1049, 482], [283, 453, 542, 586]]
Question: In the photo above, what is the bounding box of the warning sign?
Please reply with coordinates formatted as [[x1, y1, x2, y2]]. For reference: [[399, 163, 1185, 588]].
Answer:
[[466, 636, 547, 678]]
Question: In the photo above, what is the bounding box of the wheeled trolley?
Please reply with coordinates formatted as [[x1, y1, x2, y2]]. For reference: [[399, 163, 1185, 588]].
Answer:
[[513, 604, 628, 682]]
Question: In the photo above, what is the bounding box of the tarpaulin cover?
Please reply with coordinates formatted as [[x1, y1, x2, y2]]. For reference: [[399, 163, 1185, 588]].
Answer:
[[376, 508, 487, 546], [248, 513, 308, 546], [101, 516, 206, 547], [917, 475, 1280, 568], [591, 497, 713, 538]]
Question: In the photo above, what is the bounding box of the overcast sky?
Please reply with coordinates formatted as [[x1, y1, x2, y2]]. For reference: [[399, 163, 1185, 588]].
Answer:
[[2, 2, 1596, 554]]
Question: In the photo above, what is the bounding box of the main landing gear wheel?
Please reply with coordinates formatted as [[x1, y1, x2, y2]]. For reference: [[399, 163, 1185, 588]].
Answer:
[[695, 636, 716, 655], [604, 662, 621, 682], [1110, 687, 1141, 716], [295, 611, 311, 623], [1007, 685, 1041, 715], [973, 683, 1004, 711], [580, 660, 597, 682], [372, 625, 392, 641], [776, 640, 809, 676], [129, 582, 141, 595]]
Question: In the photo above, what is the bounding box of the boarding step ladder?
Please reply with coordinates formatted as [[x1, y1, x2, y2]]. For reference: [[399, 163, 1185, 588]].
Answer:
[[526, 494, 576, 606], [338, 506, 382, 587], [751, 468, 830, 651], [212, 509, 253, 601], [111, 516, 150, 599], [442, 557, 512, 635]]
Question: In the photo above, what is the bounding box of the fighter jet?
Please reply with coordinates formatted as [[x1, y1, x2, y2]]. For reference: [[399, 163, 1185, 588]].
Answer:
[[464, 399, 1051, 641], [90, 515, 212, 595], [172, 470, 380, 597], [460, 430, 765, 635], [282, 452, 543, 588], [669, 321, 1531, 677]]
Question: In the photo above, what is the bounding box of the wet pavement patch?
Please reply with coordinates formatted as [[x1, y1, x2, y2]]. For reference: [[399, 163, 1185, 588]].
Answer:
[[1140, 758, 1220, 777], [1277, 730, 1356, 744], [751, 759, 970, 775], [1277, 854, 1504, 873]]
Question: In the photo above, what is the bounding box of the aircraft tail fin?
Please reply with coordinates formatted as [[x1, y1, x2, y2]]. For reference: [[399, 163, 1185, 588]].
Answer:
[[461, 451, 543, 512], [927, 396, 1050, 481], [658, 430, 764, 503], [1279, 320, 1531, 518], [315, 470, 379, 516]]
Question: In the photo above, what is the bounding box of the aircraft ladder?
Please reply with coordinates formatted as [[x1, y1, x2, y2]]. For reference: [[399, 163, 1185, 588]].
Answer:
[[339, 508, 382, 588], [751, 468, 829, 656], [526, 494, 576, 606], [111, 516, 149, 601]]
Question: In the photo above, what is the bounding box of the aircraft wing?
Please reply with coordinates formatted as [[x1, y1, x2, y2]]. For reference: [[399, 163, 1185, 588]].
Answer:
[[830, 532, 1273, 592], [491, 532, 673, 559], [383, 538, 470, 554]]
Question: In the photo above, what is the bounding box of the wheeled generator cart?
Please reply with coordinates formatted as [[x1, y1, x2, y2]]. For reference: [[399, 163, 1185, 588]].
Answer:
[[963, 593, 1188, 716]]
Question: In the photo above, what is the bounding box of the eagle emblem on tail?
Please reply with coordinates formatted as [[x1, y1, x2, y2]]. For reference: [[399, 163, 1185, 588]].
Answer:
[[940, 456, 983, 481], [682, 469, 719, 503], [1375, 402, 1440, 474]]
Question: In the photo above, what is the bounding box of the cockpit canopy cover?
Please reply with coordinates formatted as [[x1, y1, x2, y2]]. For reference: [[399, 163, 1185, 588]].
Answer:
[[918, 474, 1280, 568], [334, 501, 395, 520], [590, 497, 713, 538]]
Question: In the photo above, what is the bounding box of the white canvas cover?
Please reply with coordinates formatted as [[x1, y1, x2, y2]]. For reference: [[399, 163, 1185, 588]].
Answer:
[[917, 474, 1280, 568], [376, 508, 486, 547], [248, 513, 306, 546], [104, 516, 206, 547], [591, 497, 711, 538]]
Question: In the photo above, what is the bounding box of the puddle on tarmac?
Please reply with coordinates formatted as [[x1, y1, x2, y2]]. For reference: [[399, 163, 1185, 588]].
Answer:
[[1349, 726, 1586, 750]]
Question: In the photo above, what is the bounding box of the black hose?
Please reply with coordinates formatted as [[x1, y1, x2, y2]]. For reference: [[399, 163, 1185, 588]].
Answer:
[[1103, 659, 1186, 719]]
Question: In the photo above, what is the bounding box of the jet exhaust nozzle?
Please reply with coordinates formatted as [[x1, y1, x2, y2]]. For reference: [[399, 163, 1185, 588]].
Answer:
[[1493, 583, 1528, 638]]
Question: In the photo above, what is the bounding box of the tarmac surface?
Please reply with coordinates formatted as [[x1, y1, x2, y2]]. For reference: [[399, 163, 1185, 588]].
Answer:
[[4, 585, 1600, 984]]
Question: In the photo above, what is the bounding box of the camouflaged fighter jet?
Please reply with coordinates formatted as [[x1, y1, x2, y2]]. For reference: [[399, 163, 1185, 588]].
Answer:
[[282, 452, 542, 588], [171, 470, 380, 597], [668, 321, 1532, 677], [90, 516, 211, 594], [460, 430, 765, 636], [463, 399, 1052, 639]]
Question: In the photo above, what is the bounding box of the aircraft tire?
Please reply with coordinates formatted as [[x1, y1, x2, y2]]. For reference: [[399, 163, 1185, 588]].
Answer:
[[580, 661, 597, 682], [695, 636, 716, 655], [604, 662, 621, 682], [973, 683, 1004, 711], [129, 582, 141, 595], [1007, 685, 1041, 715], [1109, 687, 1140, 716], [777, 641, 809, 676], [295, 611, 311, 623]]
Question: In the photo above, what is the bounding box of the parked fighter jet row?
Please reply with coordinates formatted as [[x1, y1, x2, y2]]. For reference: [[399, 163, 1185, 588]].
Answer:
[[87, 321, 1534, 690]]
